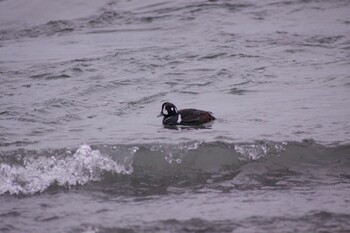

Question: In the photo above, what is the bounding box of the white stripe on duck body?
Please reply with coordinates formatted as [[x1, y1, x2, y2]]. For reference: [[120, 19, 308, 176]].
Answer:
[[158, 102, 215, 126]]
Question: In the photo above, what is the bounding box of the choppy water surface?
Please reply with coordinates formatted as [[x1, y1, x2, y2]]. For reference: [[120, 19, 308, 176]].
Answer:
[[0, 0, 350, 232]]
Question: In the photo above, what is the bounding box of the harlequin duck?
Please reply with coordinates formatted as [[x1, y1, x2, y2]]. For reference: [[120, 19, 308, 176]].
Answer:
[[157, 102, 215, 125]]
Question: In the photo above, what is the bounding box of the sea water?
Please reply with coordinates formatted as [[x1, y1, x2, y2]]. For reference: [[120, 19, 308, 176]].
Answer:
[[0, 0, 350, 232]]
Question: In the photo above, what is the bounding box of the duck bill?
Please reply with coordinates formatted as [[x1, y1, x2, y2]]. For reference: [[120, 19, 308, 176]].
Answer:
[[157, 112, 163, 117]]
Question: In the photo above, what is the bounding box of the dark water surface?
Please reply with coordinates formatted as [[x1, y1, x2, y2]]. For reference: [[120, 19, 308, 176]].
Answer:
[[1, 0, 350, 232]]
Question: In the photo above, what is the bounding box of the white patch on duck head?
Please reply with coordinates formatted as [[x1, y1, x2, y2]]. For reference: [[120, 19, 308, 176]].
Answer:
[[177, 114, 182, 124], [170, 106, 178, 114], [162, 106, 168, 115]]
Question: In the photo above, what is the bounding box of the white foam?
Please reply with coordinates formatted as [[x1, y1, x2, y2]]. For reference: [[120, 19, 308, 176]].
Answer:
[[0, 144, 135, 195], [234, 142, 287, 161]]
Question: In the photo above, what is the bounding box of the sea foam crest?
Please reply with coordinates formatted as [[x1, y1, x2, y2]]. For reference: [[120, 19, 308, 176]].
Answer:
[[0, 144, 130, 195], [234, 141, 287, 160], [151, 141, 203, 164]]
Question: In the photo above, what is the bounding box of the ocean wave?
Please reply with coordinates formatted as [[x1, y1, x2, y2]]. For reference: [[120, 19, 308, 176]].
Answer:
[[0, 140, 349, 195], [0, 20, 75, 40], [0, 144, 133, 195], [70, 211, 350, 233]]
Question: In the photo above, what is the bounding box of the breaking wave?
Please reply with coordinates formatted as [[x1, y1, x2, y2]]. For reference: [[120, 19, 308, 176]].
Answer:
[[0, 140, 349, 195]]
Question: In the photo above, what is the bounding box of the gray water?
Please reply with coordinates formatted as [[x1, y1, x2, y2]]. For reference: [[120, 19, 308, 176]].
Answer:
[[1, 0, 350, 232]]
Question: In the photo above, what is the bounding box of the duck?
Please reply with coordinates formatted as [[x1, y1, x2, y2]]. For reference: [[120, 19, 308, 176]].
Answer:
[[157, 102, 215, 125]]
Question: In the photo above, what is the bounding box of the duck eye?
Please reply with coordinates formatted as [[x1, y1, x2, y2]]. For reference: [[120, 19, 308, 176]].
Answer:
[[171, 107, 174, 111]]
